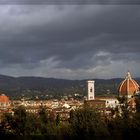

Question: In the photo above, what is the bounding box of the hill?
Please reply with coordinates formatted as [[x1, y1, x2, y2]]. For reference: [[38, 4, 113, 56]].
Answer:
[[0, 75, 139, 99]]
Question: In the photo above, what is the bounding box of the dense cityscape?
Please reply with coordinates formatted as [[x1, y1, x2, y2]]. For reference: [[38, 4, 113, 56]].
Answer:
[[0, 71, 139, 139]]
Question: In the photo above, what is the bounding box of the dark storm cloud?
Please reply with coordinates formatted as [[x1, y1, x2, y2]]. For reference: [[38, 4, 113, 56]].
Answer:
[[0, 0, 140, 4], [0, 5, 140, 79]]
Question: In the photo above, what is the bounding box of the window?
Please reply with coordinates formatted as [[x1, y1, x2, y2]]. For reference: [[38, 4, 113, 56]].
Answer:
[[90, 88, 92, 92]]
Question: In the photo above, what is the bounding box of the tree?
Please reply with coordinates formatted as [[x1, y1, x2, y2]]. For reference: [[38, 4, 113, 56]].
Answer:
[[56, 113, 60, 126], [24, 113, 40, 135], [1, 106, 28, 135], [0, 113, 15, 135], [69, 106, 109, 139], [38, 106, 48, 124], [12, 106, 27, 135]]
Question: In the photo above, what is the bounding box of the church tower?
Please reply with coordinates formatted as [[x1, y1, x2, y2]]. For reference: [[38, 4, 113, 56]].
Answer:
[[87, 80, 95, 100]]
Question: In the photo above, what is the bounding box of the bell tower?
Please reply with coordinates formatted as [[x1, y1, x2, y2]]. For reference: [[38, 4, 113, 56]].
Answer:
[[87, 80, 95, 100]]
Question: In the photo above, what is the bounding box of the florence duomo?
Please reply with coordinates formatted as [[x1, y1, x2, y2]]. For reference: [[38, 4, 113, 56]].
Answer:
[[0, 0, 140, 139], [118, 71, 140, 99], [86, 71, 140, 115]]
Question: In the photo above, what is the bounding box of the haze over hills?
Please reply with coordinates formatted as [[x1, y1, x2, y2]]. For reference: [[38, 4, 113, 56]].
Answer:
[[0, 74, 139, 99]]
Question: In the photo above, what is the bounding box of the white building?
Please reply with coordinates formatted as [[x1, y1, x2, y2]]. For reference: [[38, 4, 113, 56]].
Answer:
[[87, 80, 95, 100], [86, 80, 119, 109]]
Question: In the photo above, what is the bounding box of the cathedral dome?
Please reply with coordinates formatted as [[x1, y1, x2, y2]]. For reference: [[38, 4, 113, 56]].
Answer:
[[118, 72, 139, 98], [0, 94, 10, 103]]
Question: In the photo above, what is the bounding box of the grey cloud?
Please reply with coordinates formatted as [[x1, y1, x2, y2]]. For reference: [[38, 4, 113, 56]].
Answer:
[[0, 0, 140, 4], [0, 5, 140, 79]]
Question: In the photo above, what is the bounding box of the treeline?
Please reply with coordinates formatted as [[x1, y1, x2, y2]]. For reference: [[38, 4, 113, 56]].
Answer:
[[1, 98, 140, 140]]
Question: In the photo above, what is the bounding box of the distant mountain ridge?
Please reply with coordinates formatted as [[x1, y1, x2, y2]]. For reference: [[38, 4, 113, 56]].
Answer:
[[0, 74, 139, 98]]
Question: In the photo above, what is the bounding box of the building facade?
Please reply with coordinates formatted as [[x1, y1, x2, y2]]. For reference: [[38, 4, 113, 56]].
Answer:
[[87, 80, 95, 100]]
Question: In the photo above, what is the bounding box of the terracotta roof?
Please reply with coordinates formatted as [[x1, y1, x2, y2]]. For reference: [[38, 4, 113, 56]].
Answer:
[[118, 71, 139, 97], [0, 94, 10, 103], [95, 97, 117, 100], [128, 98, 136, 106]]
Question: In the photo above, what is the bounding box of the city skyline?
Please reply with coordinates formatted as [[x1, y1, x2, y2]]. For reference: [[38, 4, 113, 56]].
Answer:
[[0, 4, 140, 79]]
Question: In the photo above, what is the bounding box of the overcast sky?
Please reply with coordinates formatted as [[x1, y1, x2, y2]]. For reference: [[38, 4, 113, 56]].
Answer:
[[0, 4, 140, 79]]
